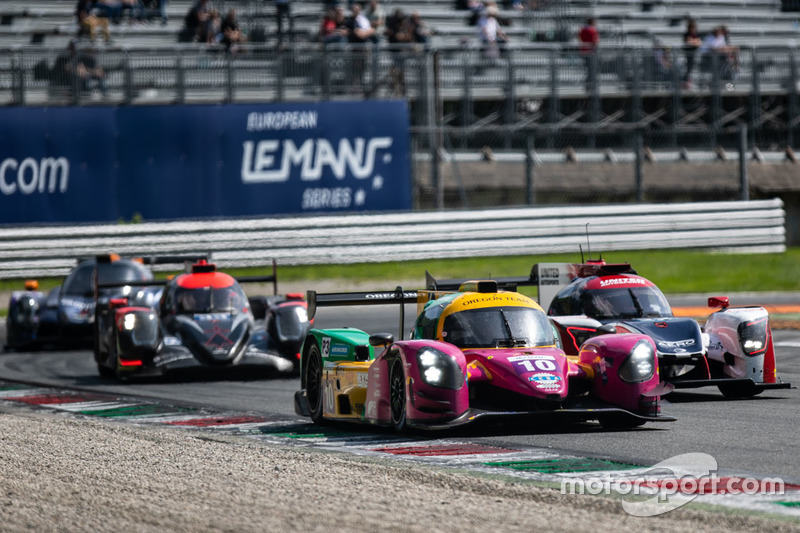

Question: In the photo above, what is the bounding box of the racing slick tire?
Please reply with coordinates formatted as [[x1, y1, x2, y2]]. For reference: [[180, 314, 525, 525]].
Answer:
[[305, 341, 325, 424], [718, 381, 761, 399], [389, 358, 408, 433], [96, 360, 114, 379]]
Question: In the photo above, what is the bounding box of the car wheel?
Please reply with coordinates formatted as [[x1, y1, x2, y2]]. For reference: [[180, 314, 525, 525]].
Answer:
[[718, 381, 760, 399], [305, 342, 325, 423], [389, 358, 407, 432], [97, 360, 114, 378]]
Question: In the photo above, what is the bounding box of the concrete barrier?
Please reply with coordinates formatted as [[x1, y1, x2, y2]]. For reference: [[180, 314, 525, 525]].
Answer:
[[0, 199, 785, 279]]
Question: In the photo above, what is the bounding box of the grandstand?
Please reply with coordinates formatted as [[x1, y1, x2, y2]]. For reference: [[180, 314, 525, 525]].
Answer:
[[0, 0, 793, 49], [0, 0, 798, 154]]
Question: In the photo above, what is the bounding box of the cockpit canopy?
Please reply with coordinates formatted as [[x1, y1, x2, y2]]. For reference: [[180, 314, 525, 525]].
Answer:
[[173, 284, 248, 314], [413, 289, 555, 349], [62, 259, 153, 297], [441, 306, 555, 348], [549, 275, 673, 320]]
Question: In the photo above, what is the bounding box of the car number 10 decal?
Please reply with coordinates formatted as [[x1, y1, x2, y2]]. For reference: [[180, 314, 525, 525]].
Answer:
[[514, 358, 557, 374]]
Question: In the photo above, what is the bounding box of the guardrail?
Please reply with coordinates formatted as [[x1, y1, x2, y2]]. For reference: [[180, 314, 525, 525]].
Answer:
[[0, 199, 785, 279]]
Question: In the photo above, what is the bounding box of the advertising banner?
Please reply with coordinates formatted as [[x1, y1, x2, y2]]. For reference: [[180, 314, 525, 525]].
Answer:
[[0, 107, 119, 223], [0, 101, 411, 224]]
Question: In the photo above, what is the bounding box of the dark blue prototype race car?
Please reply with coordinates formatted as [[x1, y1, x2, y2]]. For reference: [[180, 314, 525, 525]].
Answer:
[[5, 255, 154, 351]]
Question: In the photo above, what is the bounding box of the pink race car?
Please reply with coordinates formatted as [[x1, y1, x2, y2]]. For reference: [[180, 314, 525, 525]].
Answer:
[[294, 280, 675, 432]]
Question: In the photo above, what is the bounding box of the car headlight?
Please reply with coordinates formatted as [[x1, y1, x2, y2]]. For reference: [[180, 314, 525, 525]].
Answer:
[[13, 297, 38, 323], [619, 339, 656, 383], [738, 317, 768, 356], [416, 347, 463, 390], [123, 313, 136, 331]]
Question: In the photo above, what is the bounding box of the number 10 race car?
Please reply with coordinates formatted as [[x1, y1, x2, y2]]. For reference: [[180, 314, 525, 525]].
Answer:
[[294, 281, 675, 432]]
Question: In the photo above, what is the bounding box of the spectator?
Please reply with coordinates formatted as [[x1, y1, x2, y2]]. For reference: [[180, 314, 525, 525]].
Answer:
[[95, 0, 123, 25], [318, 6, 348, 45], [52, 40, 108, 98], [275, 0, 293, 45], [199, 8, 222, 44], [466, 0, 484, 26], [159, 0, 169, 25], [347, 3, 378, 94], [408, 11, 432, 47], [699, 26, 738, 82], [578, 17, 599, 89], [221, 9, 246, 52], [720, 25, 739, 76], [681, 18, 701, 89], [347, 2, 378, 44], [479, 4, 508, 60], [178, 0, 210, 43], [121, 0, 147, 23], [384, 10, 430, 95], [652, 39, 673, 82], [366, 0, 385, 37], [76, 0, 111, 43]]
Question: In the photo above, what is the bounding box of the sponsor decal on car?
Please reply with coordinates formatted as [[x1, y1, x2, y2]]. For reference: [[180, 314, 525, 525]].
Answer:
[[321, 337, 331, 358], [657, 339, 696, 348], [508, 355, 556, 362], [330, 344, 349, 356], [528, 373, 562, 389], [598, 277, 649, 288]]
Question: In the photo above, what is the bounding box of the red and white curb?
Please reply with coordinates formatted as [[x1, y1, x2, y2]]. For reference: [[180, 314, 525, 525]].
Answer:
[[1, 381, 798, 519]]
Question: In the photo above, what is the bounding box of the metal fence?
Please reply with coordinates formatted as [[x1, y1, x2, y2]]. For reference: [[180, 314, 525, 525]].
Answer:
[[3, 42, 798, 208], [3, 43, 798, 139]]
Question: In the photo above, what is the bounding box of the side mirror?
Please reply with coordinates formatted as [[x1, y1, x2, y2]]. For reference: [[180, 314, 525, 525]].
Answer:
[[708, 296, 730, 309], [369, 332, 394, 347], [595, 324, 617, 335]]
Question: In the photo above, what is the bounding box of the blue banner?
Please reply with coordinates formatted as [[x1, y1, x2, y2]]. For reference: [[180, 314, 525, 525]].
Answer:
[[0, 101, 412, 224]]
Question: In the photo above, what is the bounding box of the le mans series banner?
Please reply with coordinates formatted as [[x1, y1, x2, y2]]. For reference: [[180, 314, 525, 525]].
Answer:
[[0, 101, 412, 224]]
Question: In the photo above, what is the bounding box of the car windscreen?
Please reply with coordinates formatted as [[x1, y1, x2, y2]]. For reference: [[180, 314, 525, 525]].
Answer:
[[441, 306, 554, 349], [175, 285, 248, 314], [62, 262, 151, 297], [580, 286, 673, 319]]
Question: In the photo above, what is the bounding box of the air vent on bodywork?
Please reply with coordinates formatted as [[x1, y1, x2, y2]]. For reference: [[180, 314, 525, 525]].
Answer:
[[354, 345, 371, 362], [192, 260, 216, 273]]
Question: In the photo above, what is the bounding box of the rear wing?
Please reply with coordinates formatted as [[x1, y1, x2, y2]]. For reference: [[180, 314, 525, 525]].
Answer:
[[94, 257, 279, 300], [425, 262, 636, 311], [424, 269, 538, 292], [307, 287, 419, 340]]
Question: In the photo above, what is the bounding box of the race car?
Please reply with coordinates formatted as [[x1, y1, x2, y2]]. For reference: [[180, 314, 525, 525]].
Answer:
[[293, 281, 675, 432], [93, 259, 304, 380], [427, 261, 791, 399], [5, 255, 155, 351]]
